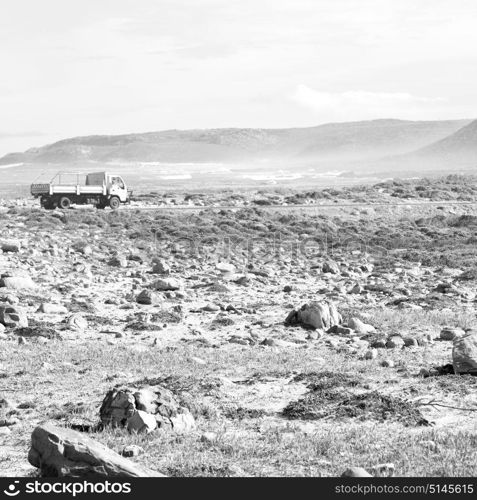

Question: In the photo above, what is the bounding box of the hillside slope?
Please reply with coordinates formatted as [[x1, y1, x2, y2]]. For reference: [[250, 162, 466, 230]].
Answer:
[[412, 119, 477, 161], [0, 119, 470, 166]]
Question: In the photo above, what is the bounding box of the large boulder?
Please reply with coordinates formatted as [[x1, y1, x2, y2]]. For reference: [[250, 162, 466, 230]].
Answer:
[[285, 301, 342, 330], [100, 385, 195, 434], [453, 331, 477, 375], [0, 304, 28, 328], [28, 423, 164, 477]]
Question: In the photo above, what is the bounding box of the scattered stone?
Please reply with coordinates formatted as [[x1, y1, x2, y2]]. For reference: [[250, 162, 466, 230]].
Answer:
[[67, 313, 88, 332], [348, 317, 375, 334], [72, 241, 93, 255], [332, 325, 353, 335], [260, 338, 287, 347], [349, 283, 364, 294], [0, 305, 28, 328], [28, 423, 164, 477], [1, 241, 20, 253], [365, 349, 378, 360], [452, 331, 477, 375], [201, 303, 220, 312], [108, 256, 128, 268], [371, 463, 395, 477], [152, 260, 170, 274], [152, 278, 180, 291], [200, 432, 218, 444], [440, 327, 464, 341], [37, 303, 68, 314], [0, 417, 19, 427], [341, 467, 372, 477], [386, 336, 405, 349], [234, 275, 252, 286], [381, 359, 395, 368], [14, 325, 60, 339], [0, 275, 36, 290], [190, 356, 206, 365], [121, 445, 144, 458], [170, 412, 197, 433], [216, 262, 236, 275], [136, 289, 160, 305], [323, 261, 340, 274], [306, 330, 323, 340]]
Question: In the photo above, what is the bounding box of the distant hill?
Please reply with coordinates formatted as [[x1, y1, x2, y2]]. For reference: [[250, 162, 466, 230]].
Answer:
[[377, 118, 477, 172], [412, 119, 477, 161], [0, 119, 471, 166]]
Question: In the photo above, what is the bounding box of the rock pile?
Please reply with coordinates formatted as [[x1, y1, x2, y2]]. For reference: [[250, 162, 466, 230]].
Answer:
[[99, 385, 196, 434], [285, 301, 342, 330]]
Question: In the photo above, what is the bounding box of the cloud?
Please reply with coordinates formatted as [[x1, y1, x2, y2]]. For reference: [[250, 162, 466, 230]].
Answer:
[[292, 85, 446, 121]]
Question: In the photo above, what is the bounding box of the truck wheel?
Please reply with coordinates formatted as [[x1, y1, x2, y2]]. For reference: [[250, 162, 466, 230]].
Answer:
[[59, 197, 71, 209], [109, 196, 120, 210], [41, 196, 55, 210]]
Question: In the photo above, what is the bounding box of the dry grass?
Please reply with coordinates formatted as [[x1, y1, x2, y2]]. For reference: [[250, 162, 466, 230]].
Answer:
[[1, 331, 476, 477]]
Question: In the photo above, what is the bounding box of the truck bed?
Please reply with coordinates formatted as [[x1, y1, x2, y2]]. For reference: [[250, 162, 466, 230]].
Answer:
[[31, 183, 106, 196]]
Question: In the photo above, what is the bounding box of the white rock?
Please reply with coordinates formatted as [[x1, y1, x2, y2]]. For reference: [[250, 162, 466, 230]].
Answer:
[[453, 331, 477, 374], [37, 303, 68, 314], [349, 317, 375, 334], [127, 410, 157, 434], [0, 276, 36, 290], [170, 412, 196, 433]]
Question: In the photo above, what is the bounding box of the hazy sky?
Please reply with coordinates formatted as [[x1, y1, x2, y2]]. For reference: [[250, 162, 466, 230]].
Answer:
[[1, 0, 477, 156]]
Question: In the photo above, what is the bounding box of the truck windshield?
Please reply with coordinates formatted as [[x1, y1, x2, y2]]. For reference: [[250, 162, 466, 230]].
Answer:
[[111, 177, 124, 189]]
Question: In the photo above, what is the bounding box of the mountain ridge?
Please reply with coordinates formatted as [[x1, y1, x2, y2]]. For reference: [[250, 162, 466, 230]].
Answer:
[[0, 118, 473, 167]]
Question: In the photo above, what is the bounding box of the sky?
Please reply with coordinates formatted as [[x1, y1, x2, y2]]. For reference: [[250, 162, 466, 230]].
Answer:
[[1, 0, 477, 156]]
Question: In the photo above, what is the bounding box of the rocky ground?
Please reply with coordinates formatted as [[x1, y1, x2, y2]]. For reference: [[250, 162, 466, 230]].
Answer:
[[0, 175, 476, 477]]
